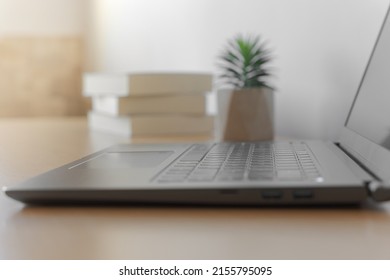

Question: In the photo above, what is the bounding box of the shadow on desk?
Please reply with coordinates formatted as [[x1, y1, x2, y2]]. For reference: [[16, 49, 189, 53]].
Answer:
[[2, 200, 390, 259]]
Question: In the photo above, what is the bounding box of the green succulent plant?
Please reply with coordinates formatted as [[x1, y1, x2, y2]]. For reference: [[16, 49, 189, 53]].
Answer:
[[218, 34, 273, 89]]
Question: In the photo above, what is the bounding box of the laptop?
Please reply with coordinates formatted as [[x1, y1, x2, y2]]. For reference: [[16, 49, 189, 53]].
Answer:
[[4, 8, 390, 206]]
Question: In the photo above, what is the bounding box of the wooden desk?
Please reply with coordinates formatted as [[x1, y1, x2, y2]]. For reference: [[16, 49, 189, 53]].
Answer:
[[1, 117, 390, 260]]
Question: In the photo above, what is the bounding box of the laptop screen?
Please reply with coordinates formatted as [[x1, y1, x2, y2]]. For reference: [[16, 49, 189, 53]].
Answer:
[[346, 9, 390, 150]]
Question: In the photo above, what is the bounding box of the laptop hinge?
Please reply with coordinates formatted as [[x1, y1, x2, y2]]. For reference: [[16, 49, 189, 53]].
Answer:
[[335, 142, 390, 202], [367, 181, 390, 202]]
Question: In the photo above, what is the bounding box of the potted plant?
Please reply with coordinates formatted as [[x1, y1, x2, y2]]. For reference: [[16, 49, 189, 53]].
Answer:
[[216, 34, 274, 141]]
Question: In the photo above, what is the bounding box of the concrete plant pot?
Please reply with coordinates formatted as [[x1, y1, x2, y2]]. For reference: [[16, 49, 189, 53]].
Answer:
[[216, 87, 274, 141]]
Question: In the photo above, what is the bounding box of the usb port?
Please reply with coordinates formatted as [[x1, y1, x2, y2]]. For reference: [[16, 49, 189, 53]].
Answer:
[[261, 190, 283, 199], [293, 189, 313, 199]]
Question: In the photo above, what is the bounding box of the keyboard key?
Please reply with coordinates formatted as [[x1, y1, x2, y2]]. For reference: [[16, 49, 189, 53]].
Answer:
[[277, 170, 302, 179]]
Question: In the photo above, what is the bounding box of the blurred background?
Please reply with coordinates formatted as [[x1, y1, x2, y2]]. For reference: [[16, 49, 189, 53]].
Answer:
[[0, 0, 388, 140], [0, 0, 87, 116]]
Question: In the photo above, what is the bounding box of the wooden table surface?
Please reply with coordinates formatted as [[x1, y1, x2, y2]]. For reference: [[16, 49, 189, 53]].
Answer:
[[1, 117, 390, 260]]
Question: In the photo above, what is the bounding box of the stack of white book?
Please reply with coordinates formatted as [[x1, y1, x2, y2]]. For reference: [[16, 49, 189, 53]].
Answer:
[[83, 72, 215, 136]]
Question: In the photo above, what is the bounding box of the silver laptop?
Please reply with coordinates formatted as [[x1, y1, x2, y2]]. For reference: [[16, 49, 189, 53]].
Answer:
[[4, 8, 390, 206]]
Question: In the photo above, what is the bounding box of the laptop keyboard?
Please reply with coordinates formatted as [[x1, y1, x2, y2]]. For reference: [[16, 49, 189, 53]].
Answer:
[[155, 142, 322, 183]]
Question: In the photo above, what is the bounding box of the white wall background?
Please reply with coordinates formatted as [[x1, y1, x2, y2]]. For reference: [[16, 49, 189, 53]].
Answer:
[[0, 0, 86, 36], [85, 0, 389, 140]]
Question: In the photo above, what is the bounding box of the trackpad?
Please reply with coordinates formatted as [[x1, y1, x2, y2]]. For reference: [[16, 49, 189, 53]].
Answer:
[[76, 151, 174, 169]]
